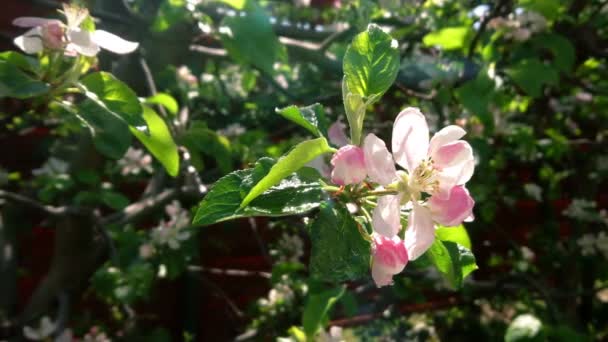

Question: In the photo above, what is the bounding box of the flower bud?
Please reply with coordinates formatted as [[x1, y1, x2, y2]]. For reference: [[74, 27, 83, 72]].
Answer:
[[330, 145, 366, 185], [371, 234, 408, 287], [428, 185, 475, 227], [41, 22, 64, 50]]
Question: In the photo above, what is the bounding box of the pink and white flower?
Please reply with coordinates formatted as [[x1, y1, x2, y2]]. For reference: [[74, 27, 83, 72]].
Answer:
[[371, 233, 409, 287], [330, 145, 367, 185], [13, 5, 138, 56], [363, 107, 475, 260]]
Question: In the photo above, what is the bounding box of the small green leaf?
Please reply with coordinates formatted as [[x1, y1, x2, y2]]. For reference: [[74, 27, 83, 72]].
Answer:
[[276, 103, 329, 138], [145, 93, 179, 116], [101, 190, 130, 210], [427, 240, 477, 289], [217, 0, 247, 10], [193, 158, 324, 226], [80, 72, 147, 133], [436, 225, 472, 250], [219, 3, 285, 75], [288, 326, 307, 342], [309, 202, 371, 283], [240, 137, 333, 208], [78, 99, 132, 159], [0, 51, 40, 73], [181, 125, 232, 173], [0, 61, 49, 99], [130, 106, 180, 177], [342, 78, 367, 146], [423, 26, 471, 51], [343, 24, 400, 99], [518, 0, 562, 21], [506, 59, 558, 97], [302, 287, 345, 338]]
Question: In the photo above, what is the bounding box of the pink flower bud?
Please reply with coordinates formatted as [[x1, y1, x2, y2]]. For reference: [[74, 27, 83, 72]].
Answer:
[[328, 120, 349, 147], [371, 234, 408, 287], [41, 22, 64, 50], [330, 145, 366, 185], [428, 185, 475, 227]]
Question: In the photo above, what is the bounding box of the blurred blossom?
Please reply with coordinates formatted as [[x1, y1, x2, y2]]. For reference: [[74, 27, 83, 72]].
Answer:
[[488, 10, 547, 42], [316, 326, 343, 342], [177, 65, 198, 86], [151, 200, 191, 249], [32, 157, 69, 177], [83, 327, 111, 342], [306, 156, 331, 178], [118, 147, 153, 176], [259, 281, 294, 308], [575, 91, 593, 103], [218, 123, 246, 137], [328, 120, 349, 147], [55, 328, 73, 342], [563, 199, 598, 222], [23, 316, 55, 340], [273, 232, 304, 263], [578, 234, 597, 256], [523, 183, 543, 202], [139, 243, 156, 259], [520, 246, 535, 261], [596, 232, 608, 259]]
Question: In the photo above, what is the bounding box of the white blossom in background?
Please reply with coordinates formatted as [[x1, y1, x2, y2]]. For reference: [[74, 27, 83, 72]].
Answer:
[[218, 123, 246, 137], [596, 232, 608, 259], [139, 243, 156, 259], [273, 233, 304, 263], [488, 9, 547, 42], [23, 316, 55, 340], [577, 234, 596, 256], [523, 183, 542, 202], [117, 147, 153, 176], [177, 65, 198, 86], [32, 157, 69, 177], [258, 278, 295, 309], [563, 199, 598, 222], [151, 200, 191, 249], [316, 326, 344, 342], [83, 326, 111, 342], [13, 4, 138, 56]]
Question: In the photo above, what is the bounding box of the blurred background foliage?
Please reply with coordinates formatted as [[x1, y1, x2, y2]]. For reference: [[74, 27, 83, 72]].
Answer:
[[1, 0, 608, 340]]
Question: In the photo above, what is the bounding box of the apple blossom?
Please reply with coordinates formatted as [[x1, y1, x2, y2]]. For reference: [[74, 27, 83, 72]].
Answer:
[[363, 107, 475, 260], [330, 145, 367, 185], [371, 233, 409, 287], [13, 5, 138, 56]]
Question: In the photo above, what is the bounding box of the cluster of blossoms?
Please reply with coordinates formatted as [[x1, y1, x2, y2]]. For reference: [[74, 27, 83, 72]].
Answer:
[[117, 147, 154, 176], [330, 108, 475, 287], [488, 9, 547, 42], [13, 4, 138, 56], [150, 200, 192, 250]]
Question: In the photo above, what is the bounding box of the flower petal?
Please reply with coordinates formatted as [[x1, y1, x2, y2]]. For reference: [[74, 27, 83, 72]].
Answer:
[[432, 140, 473, 170], [13, 28, 44, 54], [363, 133, 397, 186], [330, 145, 367, 185], [371, 194, 402, 237], [67, 28, 99, 56], [12, 17, 61, 28], [435, 157, 475, 199], [428, 125, 466, 156], [428, 185, 475, 227], [328, 120, 349, 147], [371, 234, 408, 287], [404, 203, 435, 260], [392, 107, 429, 172], [92, 30, 139, 54]]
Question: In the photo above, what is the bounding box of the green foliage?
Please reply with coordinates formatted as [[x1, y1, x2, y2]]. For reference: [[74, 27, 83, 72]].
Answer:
[[193, 158, 324, 225], [78, 99, 132, 159], [308, 202, 371, 283], [423, 26, 471, 51], [240, 137, 333, 207], [180, 123, 232, 173], [506, 59, 558, 97], [131, 106, 180, 177], [79, 71, 148, 132], [0, 60, 48, 99], [427, 239, 477, 289], [436, 225, 472, 250], [302, 286, 345, 338], [343, 24, 400, 99], [276, 103, 329, 138], [145, 93, 179, 116]]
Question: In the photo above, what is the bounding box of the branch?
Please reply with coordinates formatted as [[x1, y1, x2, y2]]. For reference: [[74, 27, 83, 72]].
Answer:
[[0, 190, 84, 216], [187, 266, 271, 278], [467, 0, 509, 58]]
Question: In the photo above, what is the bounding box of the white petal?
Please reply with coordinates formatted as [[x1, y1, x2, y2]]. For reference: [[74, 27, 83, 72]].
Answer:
[[428, 125, 466, 156], [12, 17, 61, 28], [404, 203, 435, 260], [92, 30, 139, 54], [371, 194, 402, 237], [392, 107, 429, 172], [435, 157, 475, 199], [67, 28, 99, 56], [432, 141, 473, 170], [363, 133, 397, 186], [14, 28, 43, 54]]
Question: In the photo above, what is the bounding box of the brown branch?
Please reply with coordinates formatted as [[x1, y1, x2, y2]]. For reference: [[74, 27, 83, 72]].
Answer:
[[0, 190, 85, 216], [187, 266, 271, 279]]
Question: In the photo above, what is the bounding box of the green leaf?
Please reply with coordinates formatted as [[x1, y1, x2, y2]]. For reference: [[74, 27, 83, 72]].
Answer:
[[130, 106, 180, 177], [531, 34, 575, 73], [342, 78, 367, 146], [101, 190, 130, 210], [181, 125, 232, 174], [0, 60, 49, 99], [302, 287, 345, 338], [145, 93, 179, 116], [276, 103, 329, 138], [0, 51, 40, 73], [77, 99, 132, 159], [436, 225, 472, 250], [506, 59, 558, 97], [219, 2, 284, 75], [288, 326, 307, 342], [343, 24, 400, 99], [308, 202, 371, 283], [454, 69, 494, 122], [217, 0, 247, 10], [193, 158, 324, 226], [240, 137, 333, 208], [423, 26, 471, 51], [80, 72, 147, 133], [518, 0, 562, 21], [427, 240, 477, 289], [505, 314, 544, 342]]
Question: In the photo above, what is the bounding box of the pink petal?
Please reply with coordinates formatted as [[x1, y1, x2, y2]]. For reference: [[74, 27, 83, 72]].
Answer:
[[330, 145, 366, 185], [371, 234, 408, 287], [363, 134, 397, 186], [92, 30, 139, 54], [404, 203, 435, 260], [428, 125, 466, 156], [13, 17, 61, 28], [432, 141, 473, 170], [371, 194, 402, 237], [328, 120, 349, 147], [392, 107, 429, 172], [435, 158, 475, 199], [428, 185, 475, 227]]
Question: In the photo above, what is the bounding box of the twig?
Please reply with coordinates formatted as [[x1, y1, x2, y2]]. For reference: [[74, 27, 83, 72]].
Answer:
[[467, 0, 509, 58], [189, 45, 228, 57], [187, 266, 271, 279], [0, 190, 84, 216]]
